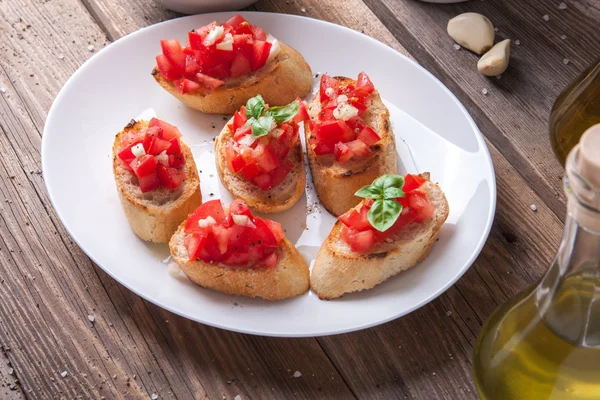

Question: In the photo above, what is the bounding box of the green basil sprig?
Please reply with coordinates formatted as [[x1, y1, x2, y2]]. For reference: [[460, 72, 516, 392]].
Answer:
[[243, 95, 300, 138], [355, 174, 406, 232]]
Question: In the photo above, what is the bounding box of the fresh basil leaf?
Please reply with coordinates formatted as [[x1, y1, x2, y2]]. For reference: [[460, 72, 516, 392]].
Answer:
[[244, 117, 256, 127], [372, 174, 405, 192], [368, 199, 402, 232], [245, 95, 265, 119], [265, 100, 299, 123], [251, 115, 274, 138], [383, 187, 405, 199], [355, 185, 383, 199]]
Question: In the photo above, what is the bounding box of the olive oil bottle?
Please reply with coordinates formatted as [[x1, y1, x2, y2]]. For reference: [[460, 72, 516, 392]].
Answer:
[[474, 125, 600, 400], [550, 58, 600, 165]]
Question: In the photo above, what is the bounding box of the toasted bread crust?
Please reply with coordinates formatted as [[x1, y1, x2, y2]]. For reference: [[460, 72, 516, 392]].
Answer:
[[214, 117, 306, 214], [169, 225, 310, 301], [112, 120, 202, 243], [305, 76, 397, 217], [152, 42, 312, 115], [310, 175, 449, 300]]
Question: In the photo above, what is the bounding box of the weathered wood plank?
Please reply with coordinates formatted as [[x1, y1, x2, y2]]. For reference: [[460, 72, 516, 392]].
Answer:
[[0, 0, 354, 398], [361, 0, 600, 221]]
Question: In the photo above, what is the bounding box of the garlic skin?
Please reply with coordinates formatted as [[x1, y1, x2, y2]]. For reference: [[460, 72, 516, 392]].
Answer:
[[478, 39, 511, 77], [447, 13, 495, 55]]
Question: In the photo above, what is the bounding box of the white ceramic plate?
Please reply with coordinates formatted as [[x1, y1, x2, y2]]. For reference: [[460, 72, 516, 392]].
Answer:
[[42, 12, 496, 337]]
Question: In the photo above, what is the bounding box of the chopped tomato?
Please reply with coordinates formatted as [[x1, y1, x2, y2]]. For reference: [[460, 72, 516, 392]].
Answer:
[[251, 25, 267, 41], [184, 233, 207, 261], [251, 40, 272, 70], [404, 174, 426, 192], [253, 173, 272, 191], [357, 126, 381, 146], [222, 251, 251, 266], [225, 14, 246, 28], [130, 154, 157, 178], [185, 200, 226, 233], [334, 142, 353, 164], [316, 120, 347, 144], [195, 72, 225, 90], [265, 220, 284, 244], [232, 109, 248, 132], [313, 141, 335, 155], [117, 140, 142, 163], [356, 71, 375, 94], [230, 52, 252, 78], [148, 136, 172, 155], [156, 54, 181, 80], [161, 39, 186, 74], [262, 252, 278, 268], [174, 78, 202, 94], [340, 227, 375, 253], [339, 205, 371, 231], [409, 190, 436, 222], [293, 100, 310, 123], [230, 199, 252, 216], [187, 31, 205, 50], [253, 143, 280, 172], [149, 118, 182, 140], [184, 55, 201, 77], [320, 74, 339, 102], [156, 165, 186, 189], [138, 173, 160, 193], [166, 137, 181, 155], [203, 63, 230, 80], [240, 162, 259, 180], [269, 160, 293, 188], [252, 218, 277, 248], [346, 139, 372, 157], [226, 147, 245, 172], [168, 154, 185, 168], [233, 125, 251, 141]]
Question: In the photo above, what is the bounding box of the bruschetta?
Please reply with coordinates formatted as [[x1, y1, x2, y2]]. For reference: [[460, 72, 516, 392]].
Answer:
[[169, 199, 310, 300], [113, 117, 202, 243], [310, 173, 449, 299], [152, 14, 312, 114], [305, 72, 397, 216], [214, 95, 309, 213]]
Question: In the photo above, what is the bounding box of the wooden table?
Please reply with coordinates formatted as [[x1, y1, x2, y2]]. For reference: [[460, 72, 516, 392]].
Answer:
[[1, 0, 599, 398]]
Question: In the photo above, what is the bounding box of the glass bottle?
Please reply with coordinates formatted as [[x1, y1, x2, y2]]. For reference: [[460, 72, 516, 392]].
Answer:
[[473, 124, 600, 400], [549, 58, 600, 166]]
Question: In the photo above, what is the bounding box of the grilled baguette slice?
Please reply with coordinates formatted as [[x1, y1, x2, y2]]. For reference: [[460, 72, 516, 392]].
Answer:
[[214, 117, 306, 213], [169, 224, 310, 301], [152, 43, 312, 115], [310, 174, 449, 300], [305, 76, 397, 217], [112, 119, 202, 243]]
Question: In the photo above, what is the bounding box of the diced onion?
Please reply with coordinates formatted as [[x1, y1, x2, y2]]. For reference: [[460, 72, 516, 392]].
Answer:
[[131, 143, 145, 158], [238, 134, 257, 147], [336, 94, 348, 104], [333, 103, 359, 121], [154, 151, 168, 166], [232, 214, 256, 228], [204, 25, 225, 46], [271, 128, 285, 139], [216, 39, 233, 51], [325, 87, 335, 98], [266, 34, 280, 63], [198, 216, 216, 228]]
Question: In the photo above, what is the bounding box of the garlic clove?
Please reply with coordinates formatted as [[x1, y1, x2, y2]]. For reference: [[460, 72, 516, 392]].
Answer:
[[477, 39, 511, 77], [447, 13, 495, 55]]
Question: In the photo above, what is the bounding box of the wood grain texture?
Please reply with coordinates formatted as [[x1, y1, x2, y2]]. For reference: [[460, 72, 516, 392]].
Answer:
[[0, 0, 598, 398]]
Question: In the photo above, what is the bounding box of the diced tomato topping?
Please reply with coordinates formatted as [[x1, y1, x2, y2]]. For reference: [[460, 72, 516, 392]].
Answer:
[[340, 227, 375, 253], [262, 252, 278, 268], [251, 40, 272, 70], [334, 142, 353, 164], [169, 154, 185, 168], [320, 74, 339, 102], [232, 109, 248, 132], [338, 174, 436, 252], [156, 54, 181, 80], [346, 139, 372, 157], [184, 199, 286, 268], [156, 165, 186, 189], [160, 39, 186, 74], [195, 72, 225, 90], [130, 154, 157, 178], [293, 100, 310, 123], [166, 137, 181, 155], [356, 72, 375, 94], [149, 118, 182, 140], [269, 160, 293, 189], [240, 162, 260, 180], [138, 173, 160, 193], [253, 173, 272, 191], [233, 125, 252, 141], [357, 126, 381, 146], [117, 140, 142, 163], [174, 78, 202, 94], [316, 120, 347, 144], [225, 14, 247, 28], [313, 141, 335, 155], [230, 52, 252, 78], [251, 25, 267, 41], [148, 137, 172, 155], [403, 174, 426, 192], [184, 55, 201, 77], [253, 143, 280, 172]]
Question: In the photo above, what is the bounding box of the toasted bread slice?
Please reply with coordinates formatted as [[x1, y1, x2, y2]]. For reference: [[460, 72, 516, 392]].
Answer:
[[214, 117, 306, 213], [169, 225, 310, 301], [310, 174, 449, 299], [305, 76, 397, 217], [152, 43, 312, 115], [112, 120, 202, 243]]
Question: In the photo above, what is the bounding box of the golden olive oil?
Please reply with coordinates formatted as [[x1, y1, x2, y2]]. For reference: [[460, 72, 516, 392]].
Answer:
[[473, 276, 600, 400], [550, 59, 600, 166]]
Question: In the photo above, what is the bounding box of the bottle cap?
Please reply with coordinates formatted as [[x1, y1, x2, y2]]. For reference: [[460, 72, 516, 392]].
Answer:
[[577, 124, 600, 190]]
